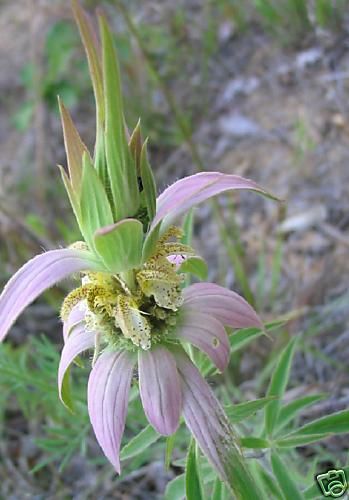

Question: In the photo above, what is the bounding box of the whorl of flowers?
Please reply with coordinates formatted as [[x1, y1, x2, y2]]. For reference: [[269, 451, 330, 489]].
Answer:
[[0, 1, 278, 496]]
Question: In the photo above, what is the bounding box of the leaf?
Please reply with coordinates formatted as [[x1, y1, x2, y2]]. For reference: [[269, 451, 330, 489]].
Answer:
[[250, 461, 285, 500], [275, 433, 330, 448], [178, 256, 208, 281], [142, 223, 161, 262], [99, 14, 139, 219], [94, 219, 143, 273], [79, 153, 114, 252], [58, 97, 90, 193], [284, 409, 349, 438], [240, 437, 270, 449], [120, 424, 160, 461], [275, 394, 327, 434], [181, 209, 194, 246], [225, 397, 276, 423], [186, 440, 204, 500], [264, 337, 298, 436], [212, 477, 223, 500], [165, 474, 185, 500], [140, 139, 157, 222], [271, 451, 305, 500]]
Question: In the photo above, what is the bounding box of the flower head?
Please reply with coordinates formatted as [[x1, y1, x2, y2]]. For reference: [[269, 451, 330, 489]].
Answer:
[[0, 0, 278, 489]]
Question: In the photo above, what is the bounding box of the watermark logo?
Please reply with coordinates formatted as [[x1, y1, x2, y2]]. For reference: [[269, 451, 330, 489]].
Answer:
[[316, 469, 348, 498]]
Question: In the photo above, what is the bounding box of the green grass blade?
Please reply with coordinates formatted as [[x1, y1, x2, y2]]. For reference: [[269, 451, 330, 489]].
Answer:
[[271, 451, 305, 500]]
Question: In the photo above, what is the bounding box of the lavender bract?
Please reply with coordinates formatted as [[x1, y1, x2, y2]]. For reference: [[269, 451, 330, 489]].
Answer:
[[0, 1, 277, 491]]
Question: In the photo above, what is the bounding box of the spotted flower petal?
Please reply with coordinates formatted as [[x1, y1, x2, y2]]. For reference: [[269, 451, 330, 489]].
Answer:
[[176, 311, 230, 372], [88, 350, 136, 473], [138, 346, 182, 435], [183, 282, 263, 329], [63, 301, 87, 342], [152, 171, 277, 230], [0, 249, 100, 342], [58, 321, 94, 404]]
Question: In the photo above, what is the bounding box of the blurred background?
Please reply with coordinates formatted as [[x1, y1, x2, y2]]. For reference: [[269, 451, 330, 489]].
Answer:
[[1, 0, 349, 498]]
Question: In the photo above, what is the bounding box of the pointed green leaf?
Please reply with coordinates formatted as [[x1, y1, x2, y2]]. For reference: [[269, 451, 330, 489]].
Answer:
[[271, 452, 305, 500], [181, 209, 194, 245], [99, 14, 139, 219], [284, 409, 349, 438], [72, 0, 104, 120], [120, 424, 160, 461], [240, 437, 270, 449], [72, 0, 107, 182], [264, 337, 298, 436], [212, 478, 223, 500], [275, 394, 327, 434], [178, 256, 208, 281], [140, 139, 157, 222], [80, 153, 113, 252], [225, 396, 276, 423], [58, 97, 90, 192], [129, 118, 142, 172], [94, 218, 143, 273], [275, 433, 330, 448], [186, 440, 204, 500], [250, 461, 285, 500]]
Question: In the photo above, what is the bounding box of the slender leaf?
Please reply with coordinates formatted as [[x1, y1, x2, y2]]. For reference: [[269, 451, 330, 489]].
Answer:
[[275, 394, 327, 434], [120, 424, 160, 461], [275, 433, 330, 448], [284, 409, 349, 438], [186, 440, 204, 500], [225, 397, 276, 423], [271, 451, 305, 500], [264, 337, 298, 436], [79, 153, 113, 252], [99, 14, 139, 219], [140, 139, 157, 222], [240, 437, 270, 449]]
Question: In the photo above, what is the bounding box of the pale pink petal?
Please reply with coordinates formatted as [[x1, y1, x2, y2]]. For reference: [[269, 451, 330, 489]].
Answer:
[[58, 322, 94, 403], [183, 282, 263, 329], [138, 346, 182, 435], [63, 302, 87, 342], [0, 249, 100, 342], [174, 348, 241, 483], [152, 171, 276, 230], [88, 350, 136, 473], [175, 311, 229, 372]]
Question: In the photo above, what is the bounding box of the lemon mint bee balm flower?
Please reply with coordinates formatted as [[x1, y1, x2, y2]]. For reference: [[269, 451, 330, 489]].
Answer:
[[0, 1, 278, 495]]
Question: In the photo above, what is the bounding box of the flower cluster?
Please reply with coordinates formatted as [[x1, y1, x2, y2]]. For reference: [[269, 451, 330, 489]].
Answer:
[[0, 0, 277, 489]]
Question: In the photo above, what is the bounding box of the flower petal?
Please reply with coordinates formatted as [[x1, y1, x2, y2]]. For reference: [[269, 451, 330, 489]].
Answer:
[[63, 301, 87, 342], [58, 322, 94, 404], [183, 282, 263, 329], [0, 249, 101, 342], [87, 350, 135, 473], [138, 346, 182, 435], [175, 311, 229, 372], [152, 171, 277, 230], [174, 348, 242, 484]]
